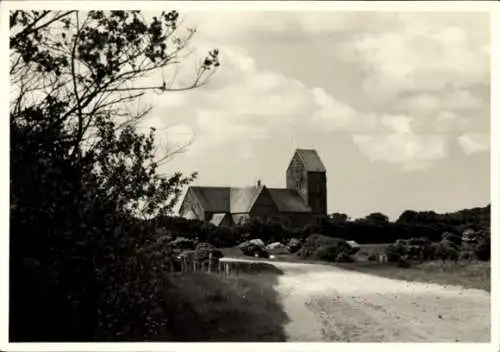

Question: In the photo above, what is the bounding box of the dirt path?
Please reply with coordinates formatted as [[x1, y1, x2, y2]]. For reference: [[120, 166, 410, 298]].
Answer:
[[222, 258, 490, 342]]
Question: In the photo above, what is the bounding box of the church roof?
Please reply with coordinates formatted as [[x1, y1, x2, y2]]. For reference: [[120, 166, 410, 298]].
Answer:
[[190, 187, 230, 213], [295, 149, 326, 172], [268, 188, 311, 213], [185, 186, 311, 214], [210, 213, 231, 226], [230, 186, 264, 213]]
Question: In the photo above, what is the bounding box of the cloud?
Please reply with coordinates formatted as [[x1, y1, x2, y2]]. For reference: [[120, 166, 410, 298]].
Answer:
[[457, 133, 490, 155], [146, 45, 460, 169], [142, 11, 489, 170]]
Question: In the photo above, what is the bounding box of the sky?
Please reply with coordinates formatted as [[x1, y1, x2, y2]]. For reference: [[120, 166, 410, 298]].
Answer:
[[138, 10, 491, 220]]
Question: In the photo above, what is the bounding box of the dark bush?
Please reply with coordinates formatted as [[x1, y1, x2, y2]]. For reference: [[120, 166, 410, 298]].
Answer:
[[422, 243, 438, 261], [385, 243, 408, 262], [335, 252, 355, 263], [408, 237, 431, 246], [287, 238, 303, 253], [206, 226, 240, 248], [296, 234, 350, 262], [238, 241, 269, 258], [367, 254, 378, 262], [397, 257, 411, 268], [169, 237, 196, 250], [314, 245, 343, 261], [441, 232, 462, 248], [194, 242, 224, 261], [474, 234, 490, 261], [459, 251, 475, 261]]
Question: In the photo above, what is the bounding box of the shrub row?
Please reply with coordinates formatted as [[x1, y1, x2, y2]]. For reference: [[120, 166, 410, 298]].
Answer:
[[154, 212, 490, 250]]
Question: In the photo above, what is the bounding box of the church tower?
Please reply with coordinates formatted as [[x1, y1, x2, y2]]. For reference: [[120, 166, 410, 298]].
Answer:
[[286, 149, 327, 217]]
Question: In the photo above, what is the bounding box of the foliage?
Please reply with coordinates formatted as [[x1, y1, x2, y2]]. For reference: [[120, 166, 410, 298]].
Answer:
[[194, 242, 224, 261], [362, 212, 390, 224], [10, 10, 219, 341], [169, 237, 196, 250], [265, 242, 289, 255], [238, 241, 270, 258], [474, 230, 491, 261], [396, 257, 411, 268], [321, 205, 489, 245], [296, 234, 352, 262], [287, 238, 303, 253], [328, 212, 349, 223], [335, 252, 355, 263], [385, 243, 407, 262], [441, 232, 462, 248]]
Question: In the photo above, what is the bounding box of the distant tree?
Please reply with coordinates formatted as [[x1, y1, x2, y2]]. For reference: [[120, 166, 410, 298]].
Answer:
[[396, 210, 419, 224], [328, 212, 349, 223], [364, 212, 390, 224]]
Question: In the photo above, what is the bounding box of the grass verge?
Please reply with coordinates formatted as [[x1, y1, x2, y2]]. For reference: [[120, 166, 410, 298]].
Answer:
[[157, 262, 288, 341], [335, 260, 490, 292]]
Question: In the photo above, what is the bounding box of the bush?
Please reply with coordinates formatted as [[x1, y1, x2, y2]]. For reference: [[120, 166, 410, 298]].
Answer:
[[287, 238, 302, 253], [238, 241, 269, 258], [441, 232, 462, 248], [422, 243, 438, 261], [367, 254, 378, 262], [397, 257, 411, 268], [407, 237, 431, 246], [314, 245, 343, 261], [296, 234, 350, 262], [194, 242, 224, 261], [385, 243, 408, 262], [474, 234, 490, 261], [207, 226, 240, 248], [266, 242, 289, 255], [335, 252, 355, 263], [459, 251, 475, 261], [169, 237, 196, 250]]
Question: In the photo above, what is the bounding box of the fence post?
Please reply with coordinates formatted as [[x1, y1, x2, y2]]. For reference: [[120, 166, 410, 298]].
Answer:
[[182, 257, 187, 273], [208, 253, 213, 274]]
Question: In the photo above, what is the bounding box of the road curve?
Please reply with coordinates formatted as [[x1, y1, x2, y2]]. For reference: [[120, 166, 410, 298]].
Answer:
[[222, 258, 490, 342]]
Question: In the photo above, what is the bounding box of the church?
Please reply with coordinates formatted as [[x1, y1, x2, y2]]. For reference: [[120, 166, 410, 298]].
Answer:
[[178, 149, 327, 227]]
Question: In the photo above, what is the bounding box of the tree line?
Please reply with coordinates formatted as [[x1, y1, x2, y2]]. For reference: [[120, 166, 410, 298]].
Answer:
[[153, 203, 490, 247]]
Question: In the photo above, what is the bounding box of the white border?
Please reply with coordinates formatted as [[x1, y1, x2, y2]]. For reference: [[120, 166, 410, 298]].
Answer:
[[0, 0, 498, 12], [1, 1, 498, 352], [490, 3, 500, 351], [0, 0, 10, 350]]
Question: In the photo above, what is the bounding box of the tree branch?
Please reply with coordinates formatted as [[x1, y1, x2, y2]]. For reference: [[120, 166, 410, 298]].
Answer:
[[11, 11, 76, 46], [70, 12, 84, 158]]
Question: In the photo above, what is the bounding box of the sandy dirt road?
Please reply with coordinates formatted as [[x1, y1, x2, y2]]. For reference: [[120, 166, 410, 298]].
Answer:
[[222, 258, 490, 342]]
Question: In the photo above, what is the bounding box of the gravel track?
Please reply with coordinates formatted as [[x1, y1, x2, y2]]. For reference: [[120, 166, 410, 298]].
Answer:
[[222, 258, 490, 342]]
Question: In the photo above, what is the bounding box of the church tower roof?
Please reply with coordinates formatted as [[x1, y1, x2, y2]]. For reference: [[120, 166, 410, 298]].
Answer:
[[294, 149, 326, 172]]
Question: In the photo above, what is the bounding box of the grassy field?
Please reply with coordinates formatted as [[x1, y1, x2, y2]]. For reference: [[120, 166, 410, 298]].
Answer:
[[337, 260, 490, 292], [346, 243, 490, 292], [222, 244, 490, 292], [157, 262, 288, 341]]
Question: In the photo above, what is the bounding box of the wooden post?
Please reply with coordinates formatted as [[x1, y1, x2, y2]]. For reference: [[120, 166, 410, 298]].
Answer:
[[182, 257, 187, 273], [208, 253, 213, 274]]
